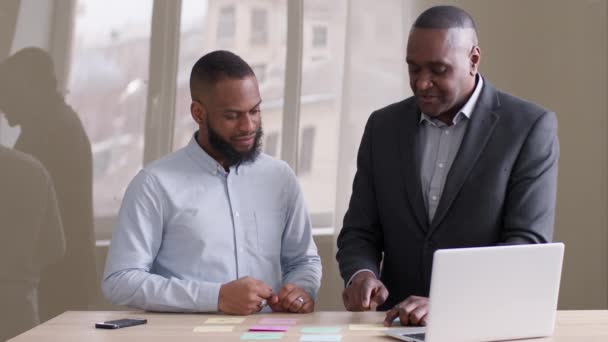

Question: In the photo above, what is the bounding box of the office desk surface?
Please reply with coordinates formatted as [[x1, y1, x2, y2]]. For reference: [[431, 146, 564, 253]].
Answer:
[[9, 310, 608, 341]]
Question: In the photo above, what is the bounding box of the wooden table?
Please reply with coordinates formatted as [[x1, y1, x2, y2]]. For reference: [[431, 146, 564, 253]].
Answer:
[[9, 310, 608, 341]]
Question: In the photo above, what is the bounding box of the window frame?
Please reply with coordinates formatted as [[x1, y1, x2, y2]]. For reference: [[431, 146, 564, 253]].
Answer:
[[60, 0, 335, 240]]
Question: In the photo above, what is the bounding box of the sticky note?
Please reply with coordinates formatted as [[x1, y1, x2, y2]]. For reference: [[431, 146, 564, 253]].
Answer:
[[348, 323, 388, 331], [300, 334, 342, 341], [241, 332, 284, 340], [193, 325, 235, 332], [205, 317, 246, 324], [258, 318, 298, 325], [300, 327, 342, 334], [249, 325, 290, 332]]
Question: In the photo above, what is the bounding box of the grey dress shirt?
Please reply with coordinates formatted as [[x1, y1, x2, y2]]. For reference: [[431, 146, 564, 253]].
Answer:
[[419, 76, 484, 221]]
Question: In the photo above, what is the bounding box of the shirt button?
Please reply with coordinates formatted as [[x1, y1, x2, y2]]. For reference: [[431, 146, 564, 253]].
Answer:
[[234, 211, 240, 217], [239, 247, 244, 253], [438, 163, 444, 168], [431, 195, 438, 201], [444, 130, 450, 135]]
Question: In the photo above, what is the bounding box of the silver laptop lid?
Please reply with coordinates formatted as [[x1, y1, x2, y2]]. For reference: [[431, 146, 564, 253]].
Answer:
[[424, 243, 564, 342]]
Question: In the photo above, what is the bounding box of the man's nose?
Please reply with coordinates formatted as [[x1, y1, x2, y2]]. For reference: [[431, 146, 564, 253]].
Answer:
[[239, 114, 256, 132], [415, 76, 433, 91]]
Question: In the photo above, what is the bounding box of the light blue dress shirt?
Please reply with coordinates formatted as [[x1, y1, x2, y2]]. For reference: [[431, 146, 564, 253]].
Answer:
[[102, 135, 322, 312]]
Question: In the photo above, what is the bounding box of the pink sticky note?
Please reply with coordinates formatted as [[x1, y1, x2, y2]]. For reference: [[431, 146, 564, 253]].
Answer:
[[258, 318, 298, 325], [249, 325, 290, 332]]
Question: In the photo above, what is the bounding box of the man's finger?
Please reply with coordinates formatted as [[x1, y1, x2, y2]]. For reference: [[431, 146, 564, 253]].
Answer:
[[360, 279, 377, 309], [342, 288, 351, 310], [300, 300, 314, 313], [400, 296, 422, 315], [398, 307, 412, 326], [281, 290, 305, 312], [408, 305, 427, 326], [384, 307, 400, 326], [371, 285, 389, 306], [279, 285, 296, 301]]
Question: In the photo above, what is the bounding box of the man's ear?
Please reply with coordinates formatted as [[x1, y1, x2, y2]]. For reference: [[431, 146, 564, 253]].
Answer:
[[469, 46, 481, 76], [190, 100, 205, 124]]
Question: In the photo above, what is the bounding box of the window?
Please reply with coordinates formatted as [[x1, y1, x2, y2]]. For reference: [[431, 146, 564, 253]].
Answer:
[[173, 0, 287, 151], [264, 131, 279, 158], [251, 63, 266, 83], [250, 8, 268, 45], [312, 25, 328, 48], [298, 1, 346, 230], [298, 126, 315, 174], [67, 0, 153, 239], [217, 5, 236, 42]]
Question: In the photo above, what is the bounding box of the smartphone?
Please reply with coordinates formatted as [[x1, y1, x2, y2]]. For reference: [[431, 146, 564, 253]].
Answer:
[[95, 318, 147, 329]]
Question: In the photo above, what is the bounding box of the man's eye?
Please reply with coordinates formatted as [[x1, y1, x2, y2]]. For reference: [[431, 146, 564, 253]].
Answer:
[[432, 67, 447, 75]]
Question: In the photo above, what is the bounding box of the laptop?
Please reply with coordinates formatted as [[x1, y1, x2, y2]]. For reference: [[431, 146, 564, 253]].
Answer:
[[386, 243, 564, 342]]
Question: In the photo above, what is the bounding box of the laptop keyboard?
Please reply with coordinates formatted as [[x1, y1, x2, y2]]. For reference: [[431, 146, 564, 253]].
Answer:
[[402, 333, 426, 341]]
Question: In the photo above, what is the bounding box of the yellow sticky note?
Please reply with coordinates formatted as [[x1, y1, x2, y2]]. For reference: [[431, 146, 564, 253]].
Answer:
[[193, 325, 235, 332], [348, 324, 388, 331], [204, 317, 246, 324]]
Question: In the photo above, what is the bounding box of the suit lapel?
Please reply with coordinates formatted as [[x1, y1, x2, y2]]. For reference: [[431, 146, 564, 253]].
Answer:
[[430, 82, 501, 231], [398, 100, 430, 232]]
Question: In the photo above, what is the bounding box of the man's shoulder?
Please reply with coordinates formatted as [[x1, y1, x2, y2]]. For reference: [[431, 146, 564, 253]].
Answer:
[[494, 89, 552, 118], [372, 97, 417, 119], [141, 148, 193, 181], [245, 153, 293, 178]]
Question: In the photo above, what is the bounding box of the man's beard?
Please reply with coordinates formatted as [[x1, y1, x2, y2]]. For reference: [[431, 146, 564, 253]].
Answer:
[[207, 118, 263, 167]]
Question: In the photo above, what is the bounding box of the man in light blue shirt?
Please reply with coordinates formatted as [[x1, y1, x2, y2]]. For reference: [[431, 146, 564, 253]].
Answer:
[[102, 51, 322, 315]]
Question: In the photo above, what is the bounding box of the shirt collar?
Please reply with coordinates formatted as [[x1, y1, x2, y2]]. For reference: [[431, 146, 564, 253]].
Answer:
[[419, 74, 484, 125], [185, 132, 227, 176]]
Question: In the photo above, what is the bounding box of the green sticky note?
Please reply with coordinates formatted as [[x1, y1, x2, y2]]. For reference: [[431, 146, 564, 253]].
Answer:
[[241, 332, 284, 340], [300, 327, 342, 334]]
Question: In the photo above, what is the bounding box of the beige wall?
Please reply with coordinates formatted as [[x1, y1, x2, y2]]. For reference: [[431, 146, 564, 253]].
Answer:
[[442, 0, 608, 310]]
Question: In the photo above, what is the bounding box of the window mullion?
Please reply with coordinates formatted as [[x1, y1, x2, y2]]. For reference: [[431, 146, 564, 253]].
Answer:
[[143, 0, 181, 164], [280, 0, 304, 170]]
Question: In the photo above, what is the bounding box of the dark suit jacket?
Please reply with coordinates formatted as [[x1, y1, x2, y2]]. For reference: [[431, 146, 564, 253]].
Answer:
[[336, 79, 559, 310]]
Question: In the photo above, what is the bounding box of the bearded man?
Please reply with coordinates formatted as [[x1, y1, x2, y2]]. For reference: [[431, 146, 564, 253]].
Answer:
[[103, 51, 321, 315]]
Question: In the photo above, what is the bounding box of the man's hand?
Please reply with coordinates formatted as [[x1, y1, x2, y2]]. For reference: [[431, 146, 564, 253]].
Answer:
[[384, 296, 429, 326], [342, 271, 389, 311], [268, 284, 314, 313], [218, 276, 273, 315]]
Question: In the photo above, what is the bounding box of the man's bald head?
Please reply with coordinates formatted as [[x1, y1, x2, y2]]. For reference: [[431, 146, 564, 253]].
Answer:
[[413, 5, 478, 46], [406, 5, 481, 123]]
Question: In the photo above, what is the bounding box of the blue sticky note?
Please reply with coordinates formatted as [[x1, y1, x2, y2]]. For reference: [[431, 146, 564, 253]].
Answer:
[[300, 327, 342, 334], [241, 332, 284, 340], [299, 334, 342, 342]]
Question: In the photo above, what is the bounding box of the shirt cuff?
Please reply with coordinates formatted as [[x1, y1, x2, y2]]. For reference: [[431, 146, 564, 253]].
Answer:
[[196, 282, 223, 312], [346, 269, 376, 287]]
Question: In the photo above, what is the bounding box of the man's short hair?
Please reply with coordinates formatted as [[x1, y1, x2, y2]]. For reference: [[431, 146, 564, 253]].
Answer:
[[413, 5, 477, 33], [189, 50, 255, 100]]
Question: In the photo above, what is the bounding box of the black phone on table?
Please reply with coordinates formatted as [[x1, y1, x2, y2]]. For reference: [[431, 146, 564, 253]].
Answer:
[[95, 318, 147, 329]]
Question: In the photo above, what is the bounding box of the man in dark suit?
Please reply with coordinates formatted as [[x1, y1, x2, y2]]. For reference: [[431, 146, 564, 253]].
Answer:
[[336, 5, 559, 326]]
